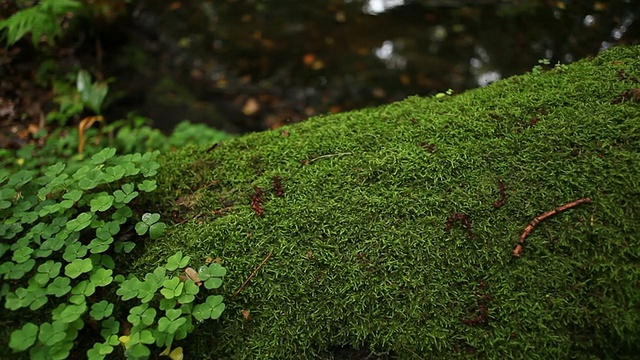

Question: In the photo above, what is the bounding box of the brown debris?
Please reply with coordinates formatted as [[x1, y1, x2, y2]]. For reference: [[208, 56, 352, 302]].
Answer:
[[250, 187, 264, 216], [493, 181, 508, 208], [512, 197, 592, 258], [272, 176, 284, 197], [444, 212, 476, 240], [419, 142, 436, 152], [610, 88, 640, 104]]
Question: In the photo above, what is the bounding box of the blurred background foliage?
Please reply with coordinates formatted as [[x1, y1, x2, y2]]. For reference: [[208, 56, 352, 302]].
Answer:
[[0, 0, 639, 149]]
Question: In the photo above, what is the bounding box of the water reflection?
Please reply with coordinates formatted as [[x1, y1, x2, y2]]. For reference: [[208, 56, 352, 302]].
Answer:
[[105, 0, 640, 133]]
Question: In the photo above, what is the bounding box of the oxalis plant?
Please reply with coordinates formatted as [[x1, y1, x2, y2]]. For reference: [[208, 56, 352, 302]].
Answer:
[[0, 147, 226, 359]]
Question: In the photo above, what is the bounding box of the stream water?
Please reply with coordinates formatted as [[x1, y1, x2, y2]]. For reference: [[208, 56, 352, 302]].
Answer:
[[103, 0, 640, 134]]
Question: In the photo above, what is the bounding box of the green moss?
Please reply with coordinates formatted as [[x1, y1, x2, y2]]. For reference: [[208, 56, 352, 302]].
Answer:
[[137, 46, 640, 359]]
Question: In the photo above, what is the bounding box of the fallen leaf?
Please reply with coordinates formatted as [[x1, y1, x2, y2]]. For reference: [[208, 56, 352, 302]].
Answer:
[[185, 267, 201, 285], [242, 309, 250, 320]]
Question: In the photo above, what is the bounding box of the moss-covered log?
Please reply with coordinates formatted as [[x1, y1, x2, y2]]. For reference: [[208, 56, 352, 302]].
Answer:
[[137, 46, 640, 359]]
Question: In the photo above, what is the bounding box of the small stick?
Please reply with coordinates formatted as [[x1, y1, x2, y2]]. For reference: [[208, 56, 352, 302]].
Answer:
[[233, 252, 273, 298], [512, 197, 591, 258]]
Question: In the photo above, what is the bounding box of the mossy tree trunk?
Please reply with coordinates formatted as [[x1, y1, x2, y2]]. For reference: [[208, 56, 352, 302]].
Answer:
[[136, 46, 640, 359]]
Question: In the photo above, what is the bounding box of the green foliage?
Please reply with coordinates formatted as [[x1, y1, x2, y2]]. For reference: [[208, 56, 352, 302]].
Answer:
[[0, 140, 227, 359], [0, 0, 82, 47]]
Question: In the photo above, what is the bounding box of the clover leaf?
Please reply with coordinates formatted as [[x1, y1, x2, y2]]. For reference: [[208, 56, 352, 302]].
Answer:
[[157, 309, 187, 334], [87, 342, 114, 359], [100, 316, 120, 340], [127, 303, 157, 327], [90, 148, 116, 165], [8, 259, 35, 279], [59, 303, 87, 323], [137, 180, 157, 192], [117, 276, 141, 301], [125, 343, 151, 359], [71, 280, 96, 298], [160, 277, 184, 299], [12, 246, 34, 263], [47, 276, 72, 297], [104, 165, 126, 182], [62, 189, 83, 202], [89, 193, 114, 212], [198, 263, 227, 289], [90, 300, 114, 321], [38, 320, 68, 346], [8, 170, 35, 188], [90, 268, 113, 287], [166, 251, 190, 271], [9, 322, 38, 352], [33, 260, 62, 286], [192, 295, 225, 322], [65, 258, 93, 279], [177, 280, 200, 304], [66, 212, 93, 232], [135, 213, 166, 239], [78, 168, 105, 190], [113, 183, 138, 204], [63, 242, 88, 262]]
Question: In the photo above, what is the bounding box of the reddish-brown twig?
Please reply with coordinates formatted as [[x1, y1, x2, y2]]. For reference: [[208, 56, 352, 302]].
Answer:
[[512, 197, 592, 258], [233, 252, 273, 298]]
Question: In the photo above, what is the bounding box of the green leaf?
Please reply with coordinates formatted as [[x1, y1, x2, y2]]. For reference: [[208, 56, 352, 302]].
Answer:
[[140, 161, 160, 177], [104, 165, 126, 182], [64, 258, 93, 279], [87, 237, 112, 254], [9, 323, 38, 352], [62, 189, 83, 202], [158, 308, 184, 332], [78, 168, 105, 190], [199, 263, 226, 289], [89, 193, 114, 212], [192, 295, 226, 322], [37, 260, 62, 280], [38, 321, 68, 346], [100, 317, 120, 340], [141, 212, 160, 225], [45, 162, 66, 178], [160, 277, 184, 299], [47, 276, 72, 297], [0, 187, 16, 200], [8, 170, 35, 188], [12, 246, 34, 263], [178, 280, 200, 304], [63, 241, 88, 262], [8, 259, 35, 279], [90, 300, 114, 321], [90, 268, 113, 287], [166, 251, 190, 271], [149, 222, 167, 240], [112, 206, 132, 222], [128, 304, 157, 327], [72, 280, 96, 297], [134, 221, 148, 236], [90, 148, 116, 165], [114, 241, 135, 253], [66, 212, 93, 232], [125, 344, 150, 359], [137, 180, 157, 192], [116, 277, 141, 301], [59, 303, 87, 323]]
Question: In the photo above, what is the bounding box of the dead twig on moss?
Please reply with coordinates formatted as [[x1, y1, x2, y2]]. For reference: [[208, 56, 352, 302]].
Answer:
[[233, 252, 273, 298], [512, 197, 592, 258]]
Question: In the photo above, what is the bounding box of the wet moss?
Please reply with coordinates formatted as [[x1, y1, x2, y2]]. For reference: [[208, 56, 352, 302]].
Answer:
[[137, 45, 640, 359]]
